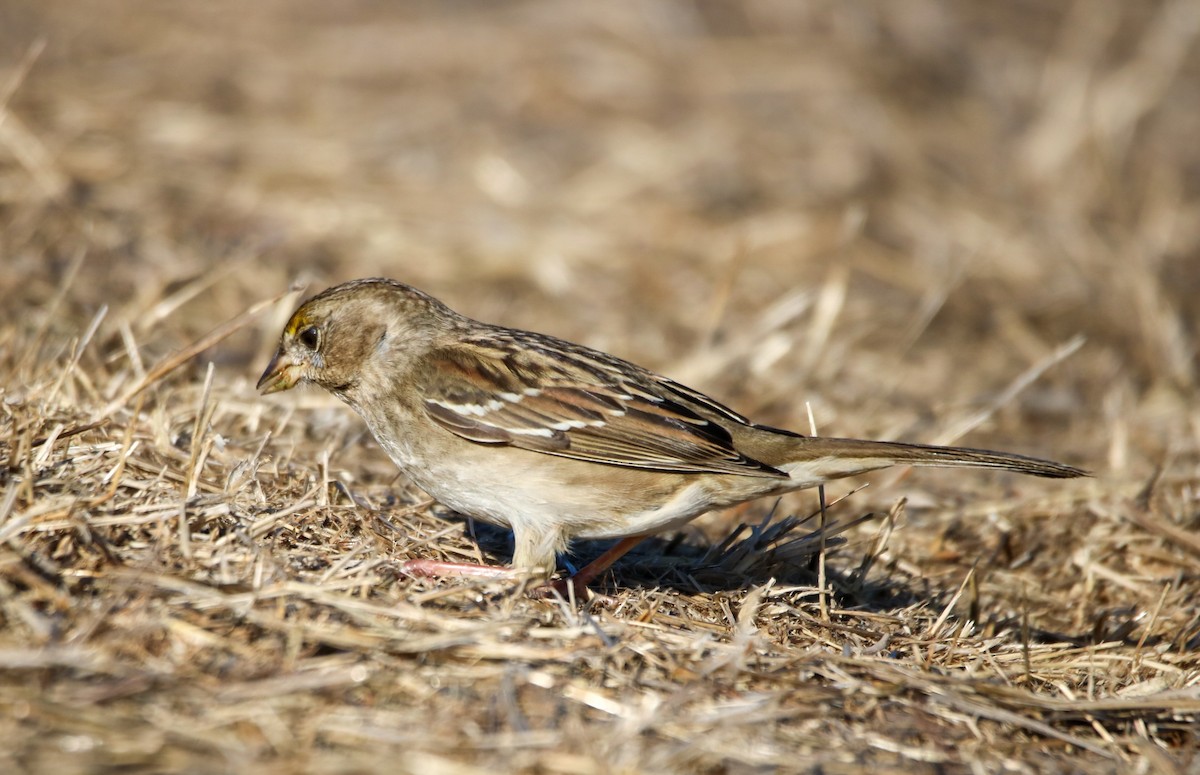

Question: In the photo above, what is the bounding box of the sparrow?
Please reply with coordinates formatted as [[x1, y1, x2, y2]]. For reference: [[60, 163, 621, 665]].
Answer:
[[258, 278, 1086, 594]]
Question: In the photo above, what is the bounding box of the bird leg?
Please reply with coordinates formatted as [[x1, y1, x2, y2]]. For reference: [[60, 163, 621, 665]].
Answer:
[[399, 558, 527, 580], [401, 535, 646, 602], [531, 535, 646, 600]]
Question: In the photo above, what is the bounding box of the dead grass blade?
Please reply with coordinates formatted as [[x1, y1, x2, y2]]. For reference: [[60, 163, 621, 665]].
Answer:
[[99, 289, 289, 418]]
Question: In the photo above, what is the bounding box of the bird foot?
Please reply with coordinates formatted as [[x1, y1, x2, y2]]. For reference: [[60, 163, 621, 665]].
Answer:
[[399, 558, 522, 580], [530, 576, 615, 606]]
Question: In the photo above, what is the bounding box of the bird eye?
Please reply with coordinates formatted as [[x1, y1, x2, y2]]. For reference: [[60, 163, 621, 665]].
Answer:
[[297, 325, 320, 351]]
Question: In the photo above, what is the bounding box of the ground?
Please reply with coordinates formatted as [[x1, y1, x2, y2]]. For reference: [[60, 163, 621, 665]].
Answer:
[[1, 2, 1198, 773]]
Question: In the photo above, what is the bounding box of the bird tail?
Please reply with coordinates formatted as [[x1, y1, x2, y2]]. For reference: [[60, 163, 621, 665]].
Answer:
[[773, 436, 1087, 482]]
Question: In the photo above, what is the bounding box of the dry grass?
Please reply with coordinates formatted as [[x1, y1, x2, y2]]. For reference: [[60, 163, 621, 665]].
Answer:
[[2, 1, 1199, 772]]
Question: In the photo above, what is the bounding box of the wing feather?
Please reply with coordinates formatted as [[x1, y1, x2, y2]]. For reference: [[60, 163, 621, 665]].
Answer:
[[418, 337, 785, 478]]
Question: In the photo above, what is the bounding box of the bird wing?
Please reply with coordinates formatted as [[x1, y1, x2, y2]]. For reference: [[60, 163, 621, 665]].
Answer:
[[417, 333, 786, 478]]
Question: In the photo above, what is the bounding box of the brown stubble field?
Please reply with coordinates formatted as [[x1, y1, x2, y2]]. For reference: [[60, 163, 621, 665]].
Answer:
[[1, 2, 1199, 772]]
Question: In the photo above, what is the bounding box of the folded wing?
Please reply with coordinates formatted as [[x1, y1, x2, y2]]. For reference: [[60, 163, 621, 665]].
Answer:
[[419, 334, 786, 478]]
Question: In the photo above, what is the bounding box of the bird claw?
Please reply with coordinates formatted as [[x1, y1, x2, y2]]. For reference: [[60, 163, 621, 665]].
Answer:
[[529, 577, 616, 606], [397, 559, 617, 606]]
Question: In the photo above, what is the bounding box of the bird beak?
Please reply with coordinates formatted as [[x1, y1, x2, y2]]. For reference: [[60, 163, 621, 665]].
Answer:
[[257, 350, 300, 394]]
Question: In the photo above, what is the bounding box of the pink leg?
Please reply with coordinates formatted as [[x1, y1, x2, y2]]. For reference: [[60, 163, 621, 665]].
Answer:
[[400, 558, 526, 580], [401, 536, 647, 601]]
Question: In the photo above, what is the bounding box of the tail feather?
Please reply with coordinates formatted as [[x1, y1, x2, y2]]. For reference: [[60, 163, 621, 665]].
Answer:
[[778, 436, 1087, 480]]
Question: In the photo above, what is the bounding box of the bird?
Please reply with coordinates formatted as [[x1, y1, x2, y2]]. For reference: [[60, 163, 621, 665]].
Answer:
[[258, 278, 1087, 596]]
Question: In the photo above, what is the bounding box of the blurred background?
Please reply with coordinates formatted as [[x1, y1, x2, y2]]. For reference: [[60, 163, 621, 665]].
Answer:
[[2, 0, 1198, 494], [3, 3, 1199, 770]]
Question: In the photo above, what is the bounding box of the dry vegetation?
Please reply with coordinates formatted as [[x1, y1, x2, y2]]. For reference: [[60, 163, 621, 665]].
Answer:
[[2, 1, 1199, 772]]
